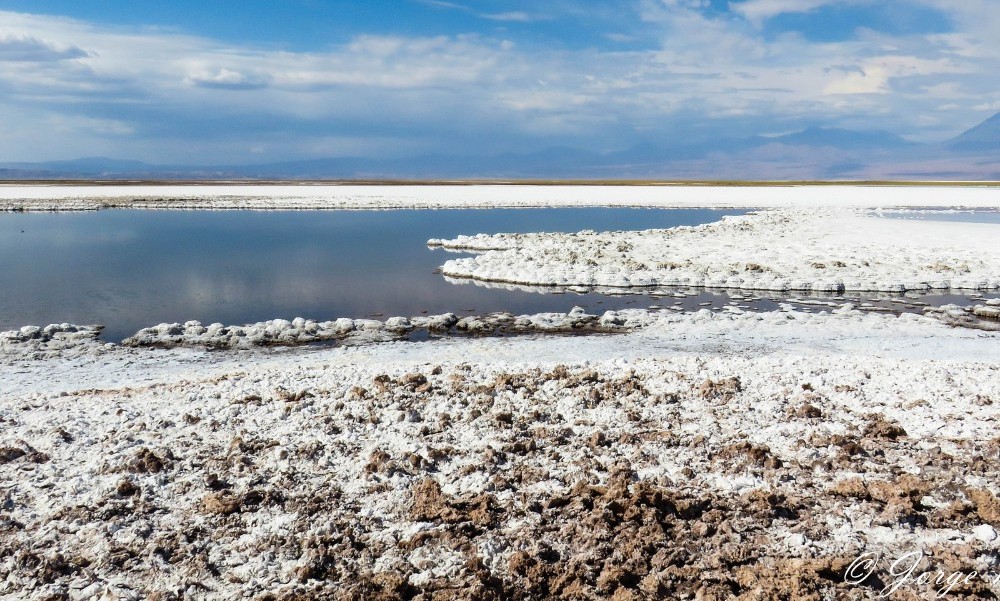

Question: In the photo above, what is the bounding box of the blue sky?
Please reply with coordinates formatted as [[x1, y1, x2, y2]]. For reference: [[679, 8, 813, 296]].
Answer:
[[0, 0, 997, 163]]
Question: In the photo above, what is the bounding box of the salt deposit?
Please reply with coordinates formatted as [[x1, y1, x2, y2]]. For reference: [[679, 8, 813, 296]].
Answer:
[[116, 308, 640, 349], [431, 208, 1000, 294], [3, 183, 1000, 212], [2, 307, 1000, 599]]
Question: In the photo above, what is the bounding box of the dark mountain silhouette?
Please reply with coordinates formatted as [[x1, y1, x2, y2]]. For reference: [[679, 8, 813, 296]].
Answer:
[[947, 112, 1000, 151]]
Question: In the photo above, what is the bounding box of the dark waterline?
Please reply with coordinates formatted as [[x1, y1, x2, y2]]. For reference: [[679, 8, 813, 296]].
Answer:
[[1, 208, 748, 341]]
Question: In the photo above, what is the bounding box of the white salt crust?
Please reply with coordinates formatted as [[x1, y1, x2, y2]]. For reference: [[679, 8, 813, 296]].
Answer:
[[430, 208, 1000, 293], [2, 183, 1000, 211]]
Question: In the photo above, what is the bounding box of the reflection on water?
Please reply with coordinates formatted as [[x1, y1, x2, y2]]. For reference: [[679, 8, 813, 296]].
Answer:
[[1, 208, 744, 341], [2, 208, 996, 342]]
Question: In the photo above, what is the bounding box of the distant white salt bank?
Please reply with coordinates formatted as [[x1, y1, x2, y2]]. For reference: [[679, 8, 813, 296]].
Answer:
[[2, 183, 1000, 211]]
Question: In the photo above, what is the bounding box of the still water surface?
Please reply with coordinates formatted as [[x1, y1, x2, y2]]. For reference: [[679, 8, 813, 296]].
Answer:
[[1, 208, 747, 341]]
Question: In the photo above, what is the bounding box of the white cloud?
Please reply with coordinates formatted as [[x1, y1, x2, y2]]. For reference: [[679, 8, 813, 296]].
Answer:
[[413, 1, 545, 24], [914, 1, 1000, 54], [730, 0, 844, 25], [416, 0, 468, 10], [0, 34, 88, 62], [823, 67, 888, 94], [640, 1, 993, 120], [0, 3, 997, 161], [824, 54, 964, 95], [185, 68, 268, 90]]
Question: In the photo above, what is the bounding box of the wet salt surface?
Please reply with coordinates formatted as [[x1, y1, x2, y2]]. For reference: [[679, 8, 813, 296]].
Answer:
[[879, 209, 1000, 224], [2, 208, 995, 342]]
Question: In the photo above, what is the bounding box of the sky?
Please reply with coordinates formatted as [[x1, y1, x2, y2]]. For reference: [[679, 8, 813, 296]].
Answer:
[[0, 0, 998, 164]]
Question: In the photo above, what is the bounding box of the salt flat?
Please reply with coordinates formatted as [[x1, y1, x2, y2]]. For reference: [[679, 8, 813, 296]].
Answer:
[[2, 185, 1000, 599]]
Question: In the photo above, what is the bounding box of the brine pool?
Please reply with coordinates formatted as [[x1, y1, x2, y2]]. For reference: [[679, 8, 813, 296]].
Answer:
[[1, 208, 994, 342]]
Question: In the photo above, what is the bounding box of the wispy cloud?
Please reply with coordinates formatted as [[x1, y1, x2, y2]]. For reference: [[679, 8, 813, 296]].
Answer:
[[414, 0, 470, 11], [823, 66, 889, 95], [730, 0, 847, 26], [413, 1, 545, 24], [481, 12, 539, 23], [0, 34, 89, 62], [185, 68, 269, 90]]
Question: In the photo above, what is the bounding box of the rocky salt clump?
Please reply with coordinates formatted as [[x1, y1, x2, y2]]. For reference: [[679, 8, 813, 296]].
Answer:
[[925, 303, 1000, 331], [122, 316, 401, 349], [973, 301, 1000, 319], [0, 324, 107, 360], [121, 308, 640, 349], [0, 323, 102, 345]]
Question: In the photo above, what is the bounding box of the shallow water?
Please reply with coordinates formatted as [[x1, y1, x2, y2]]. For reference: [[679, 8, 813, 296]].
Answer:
[[1, 208, 747, 341], [2, 208, 995, 342]]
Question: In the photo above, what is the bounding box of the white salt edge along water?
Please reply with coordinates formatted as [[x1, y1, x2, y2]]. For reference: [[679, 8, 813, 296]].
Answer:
[[111, 307, 637, 349], [3, 306, 998, 392]]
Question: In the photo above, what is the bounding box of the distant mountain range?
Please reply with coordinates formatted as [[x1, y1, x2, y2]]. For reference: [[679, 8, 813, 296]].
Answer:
[[947, 112, 1000, 152], [2, 113, 998, 181]]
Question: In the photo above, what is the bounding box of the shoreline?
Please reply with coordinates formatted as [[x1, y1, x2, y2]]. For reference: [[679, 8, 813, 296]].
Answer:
[[3, 183, 1000, 212], [4, 297, 999, 353]]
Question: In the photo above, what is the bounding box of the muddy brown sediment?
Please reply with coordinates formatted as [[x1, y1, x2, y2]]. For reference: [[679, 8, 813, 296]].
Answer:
[[2, 359, 1000, 600]]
